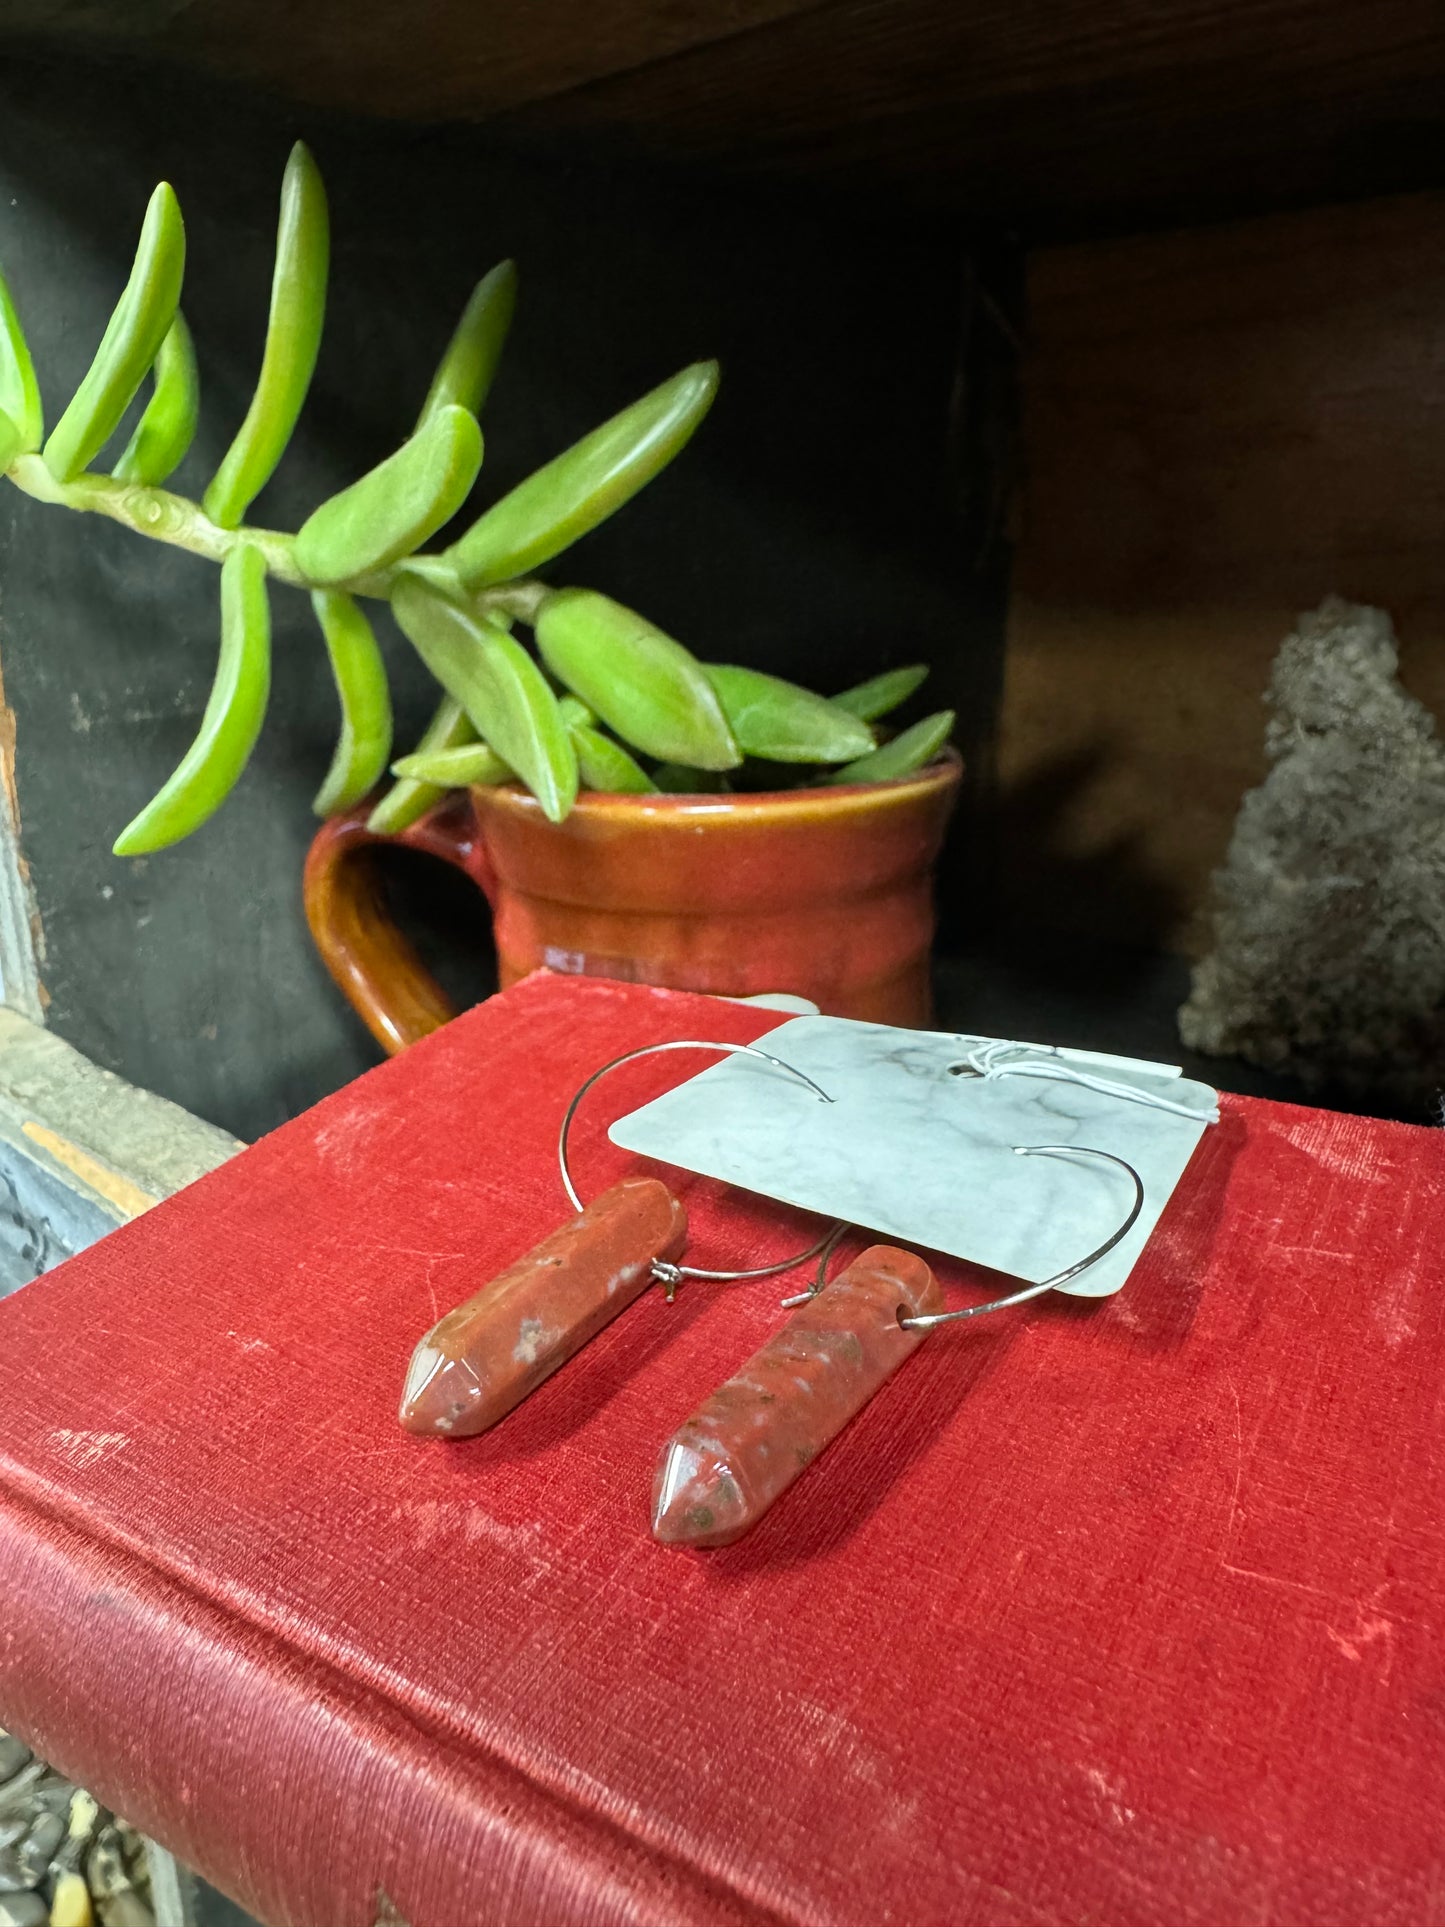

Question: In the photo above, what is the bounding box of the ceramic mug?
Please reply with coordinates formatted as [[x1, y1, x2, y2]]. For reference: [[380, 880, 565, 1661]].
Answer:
[[303, 749, 962, 1053]]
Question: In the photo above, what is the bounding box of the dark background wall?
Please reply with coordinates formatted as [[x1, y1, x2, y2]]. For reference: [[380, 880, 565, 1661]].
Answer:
[[0, 43, 1009, 1141]]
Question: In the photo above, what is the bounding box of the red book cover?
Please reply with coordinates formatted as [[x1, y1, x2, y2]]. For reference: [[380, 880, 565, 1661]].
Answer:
[[0, 973, 1441, 1927]]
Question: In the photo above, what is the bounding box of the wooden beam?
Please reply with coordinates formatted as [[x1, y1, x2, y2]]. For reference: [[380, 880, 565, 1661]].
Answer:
[[143, 0, 826, 124], [15, 0, 1445, 233], [483, 0, 1445, 235]]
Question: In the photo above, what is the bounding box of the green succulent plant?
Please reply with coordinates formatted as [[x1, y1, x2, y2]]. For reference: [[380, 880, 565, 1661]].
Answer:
[[0, 145, 954, 853]]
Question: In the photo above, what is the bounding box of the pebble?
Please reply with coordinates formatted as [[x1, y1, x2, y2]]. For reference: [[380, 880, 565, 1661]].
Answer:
[[83, 1832, 127, 1902], [0, 1746, 152, 1927], [85, 1829, 152, 1925], [0, 1894, 47, 1927], [64, 1797, 97, 1844], [0, 1767, 45, 1818], [94, 1895, 152, 1927], [15, 1813, 63, 1886], [48, 1874, 92, 1927]]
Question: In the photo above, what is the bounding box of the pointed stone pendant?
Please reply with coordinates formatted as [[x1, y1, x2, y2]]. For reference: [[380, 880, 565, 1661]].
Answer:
[[400, 1178, 687, 1437], [652, 1243, 942, 1548]]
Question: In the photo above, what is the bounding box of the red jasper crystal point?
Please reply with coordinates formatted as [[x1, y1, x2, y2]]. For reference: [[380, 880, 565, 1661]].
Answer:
[[400, 1177, 687, 1437], [651, 1243, 941, 1548]]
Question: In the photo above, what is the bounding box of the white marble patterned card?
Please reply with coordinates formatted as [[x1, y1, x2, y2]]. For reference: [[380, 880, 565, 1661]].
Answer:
[[610, 1017, 1218, 1297]]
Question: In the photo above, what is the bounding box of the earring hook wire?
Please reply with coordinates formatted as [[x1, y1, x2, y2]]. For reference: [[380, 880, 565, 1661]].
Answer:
[[779, 1143, 1145, 1325], [557, 1039, 844, 1286], [906, 1144, 1144, 1327], [560, 1048, 1145, 1312]]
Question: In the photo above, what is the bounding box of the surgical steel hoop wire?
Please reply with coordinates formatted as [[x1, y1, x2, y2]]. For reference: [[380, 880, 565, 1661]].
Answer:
[[557, 1039, 846, 1285], [780, 1143, 1146, 1327], [903, 1144, 1144, 1328]]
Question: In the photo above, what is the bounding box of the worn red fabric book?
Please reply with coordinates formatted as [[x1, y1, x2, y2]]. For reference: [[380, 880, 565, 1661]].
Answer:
[[0, 973, 1442, 1927]]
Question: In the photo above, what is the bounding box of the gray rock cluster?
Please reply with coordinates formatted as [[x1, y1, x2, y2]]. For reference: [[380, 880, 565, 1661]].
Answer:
[[0, 1729, 154, 1926], [1180, 598, 1445, 1105]]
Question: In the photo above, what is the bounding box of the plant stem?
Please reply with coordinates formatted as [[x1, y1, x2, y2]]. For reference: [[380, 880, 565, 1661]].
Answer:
[[3, 455, 545, 619], [482, 578, 548, 624], [7, 453, 310, 583]]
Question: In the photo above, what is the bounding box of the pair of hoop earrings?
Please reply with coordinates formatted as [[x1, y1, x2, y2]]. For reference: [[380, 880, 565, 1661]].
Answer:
[[399, 1040, 1144, 1549]]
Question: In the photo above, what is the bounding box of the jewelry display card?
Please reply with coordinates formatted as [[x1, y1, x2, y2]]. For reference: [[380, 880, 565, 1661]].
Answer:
[[610, 1017, 1218, 1297]]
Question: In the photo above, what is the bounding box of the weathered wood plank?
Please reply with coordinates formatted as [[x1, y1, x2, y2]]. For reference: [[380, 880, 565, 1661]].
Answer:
[[0, 1005, 239, 1296]]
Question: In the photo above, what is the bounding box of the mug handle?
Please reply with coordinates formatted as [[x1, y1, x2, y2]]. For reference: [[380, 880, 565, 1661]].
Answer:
[[303, 793, 498, 1056]]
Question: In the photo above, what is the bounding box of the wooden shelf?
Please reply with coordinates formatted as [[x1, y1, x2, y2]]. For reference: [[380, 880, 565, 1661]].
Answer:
[[22, 0, 1445, 235]]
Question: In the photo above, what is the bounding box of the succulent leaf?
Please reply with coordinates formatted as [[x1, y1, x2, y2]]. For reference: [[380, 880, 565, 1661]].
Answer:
[[44, 181, 186, 483], [416, 260, 517, 428], [570, 723, 658, 793], [391, 742, 513, 786], [366, 695, 479, 835], [0, 269, 43, 451], [311, 591, 394, 816], [446, 360, 718, 589], [704, 664, 873, 763], [112, 543, 271, 853], [832, 663, 928, 722], [112, 312, 199, 486], [391, 576, 577, 822], [535, 588, 738, 771], [203, 142, 329, 529], [825, 710, 955, 785], [295, 404, 483, 584], [0, 406, 21, 472]]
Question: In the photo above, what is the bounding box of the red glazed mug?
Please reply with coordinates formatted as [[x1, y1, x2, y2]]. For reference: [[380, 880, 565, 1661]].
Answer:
[[303, 750, 961, 1054]]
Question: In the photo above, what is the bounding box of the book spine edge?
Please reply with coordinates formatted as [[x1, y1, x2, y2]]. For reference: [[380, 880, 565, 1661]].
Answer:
[[0, 1485, 765, 1927]]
